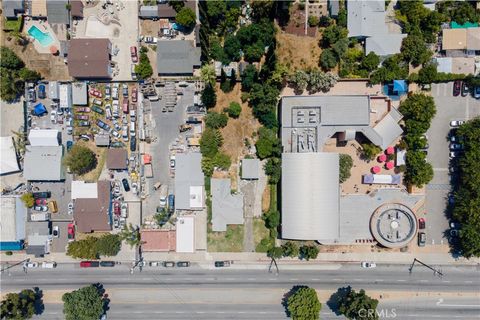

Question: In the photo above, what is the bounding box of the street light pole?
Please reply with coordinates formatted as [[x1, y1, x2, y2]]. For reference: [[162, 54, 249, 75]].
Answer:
[[409, 258, 443, 277]]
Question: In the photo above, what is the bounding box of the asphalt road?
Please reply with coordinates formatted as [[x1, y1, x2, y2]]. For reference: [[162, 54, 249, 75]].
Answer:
[[2, 264, 479, 319]]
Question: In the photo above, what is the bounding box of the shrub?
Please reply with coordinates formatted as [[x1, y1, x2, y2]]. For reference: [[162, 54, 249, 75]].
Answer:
[[224, 102, 242, 118], [175, 7, 196, 30], [5, 251, 13, 256], [299, 245, 319, 260], [361, 143, 381, 160], [339, 154, 353, 183], [205, 111, 228, 129], [20, 193, 34, 208]]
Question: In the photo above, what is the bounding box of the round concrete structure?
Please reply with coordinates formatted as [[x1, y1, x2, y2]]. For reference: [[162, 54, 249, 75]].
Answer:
[[370, 203, 417, 248]]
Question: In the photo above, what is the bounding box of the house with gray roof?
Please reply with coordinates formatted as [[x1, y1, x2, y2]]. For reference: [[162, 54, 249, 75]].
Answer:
[[328, 0, 339, 17], [347, 0, 406, 56], [211, 178, 244, 232], [46, 0, 69, 25], [23, 145, 64, 181], [0, 196, 26, 251], [139, 5, 159, 19], [241, 158, 260, 180], [174, 153, 204, 211], [156, 40, 201, 76], [2, 0, 24, 19], [26, 221, 50, 257]]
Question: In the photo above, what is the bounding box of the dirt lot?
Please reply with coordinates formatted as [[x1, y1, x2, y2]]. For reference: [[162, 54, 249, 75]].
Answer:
[[212, 83, 261, 163], [1, 31, 70, 80], [276, 29, 323, 73], [75, 141, 107, 182], [207, 225, 244, 252]]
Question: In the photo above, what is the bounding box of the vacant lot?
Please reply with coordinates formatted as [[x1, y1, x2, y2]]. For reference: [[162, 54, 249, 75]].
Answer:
[[276, 30, 323, 72], [207, 225, 244, 252], [76, 142, 107, 182], [253, 218, 269, 247], [212, 84, 261, 163]]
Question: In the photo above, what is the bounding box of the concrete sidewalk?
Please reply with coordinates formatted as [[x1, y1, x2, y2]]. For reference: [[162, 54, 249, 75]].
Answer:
[[3, 250, 478, 267]]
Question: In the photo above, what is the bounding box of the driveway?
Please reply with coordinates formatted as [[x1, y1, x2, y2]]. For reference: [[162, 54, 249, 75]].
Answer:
[[426, 83, 480, 245], [142, 84, 194, 217]]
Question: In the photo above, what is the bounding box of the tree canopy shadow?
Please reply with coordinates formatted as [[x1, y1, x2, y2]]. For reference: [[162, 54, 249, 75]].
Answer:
[[33, 287, 44, 315], [327, 286, 351, 316]]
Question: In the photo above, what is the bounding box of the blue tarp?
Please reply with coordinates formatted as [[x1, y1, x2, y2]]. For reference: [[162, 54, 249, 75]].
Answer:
[[33, 103, 47, 116], [393, 80, 408, 94]]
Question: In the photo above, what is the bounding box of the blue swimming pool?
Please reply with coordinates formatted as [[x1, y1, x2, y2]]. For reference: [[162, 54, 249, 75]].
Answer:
[[28, 25, 54, 47]]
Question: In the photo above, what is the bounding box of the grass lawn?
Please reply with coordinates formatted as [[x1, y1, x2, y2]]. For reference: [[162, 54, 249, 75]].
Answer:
[[207, 225, 244, 252], [4, 17, 22, 32], [269, 184, 277, 212], [253, 218, 269, 247]]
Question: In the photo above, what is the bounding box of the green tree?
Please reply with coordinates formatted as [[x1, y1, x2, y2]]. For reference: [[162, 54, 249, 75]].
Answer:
[[223, 35, 241, 61], [255, 127, 281, 159], [241, 64, 258, 92], [267, 246, 283, 259], [320, 25, 348, 48], [320, 49, 338, 70], [169, 0, 185, 12], [361, 143, 381, 160], [201, 84, 217, 109], [201, 156, 215, 176], [244, 43, 265, 63], [62, 285, 105, 320], [134, 53, 153, 79], [225, 101, 242, 118], [281, 241, 299, 258], [307, 70, 338, 93], [400, 34, 433, 67], [286, 286, 321, 320], [95, 234, 121, 256], [337, 287, 379, 320], [1, 289, 38, 320], [64, 145, 97, 175], [289, 70, 309, 94], [264, 210, 280, 229], [66, 235, 121, 259], [206, 0, 227, 28], [308, 15, 319, 27], [299, 245, 319, 260], [200, 64, 216, 87], [221, 7, 240, 34], [416, 62, 437, 85], [200, 128, 223, 158], [18, 68, 41, 82], [213, 152, 231, 170], [205, 111, 228, 129], [20, 193, 34, 208], [249, 83, 279, 128], [404, 151, 433, 187], [264, 157, 281, 184], [336, 8, 347, 27], [0, 47, 24, 69], [399, 93, 436, 136], [119, 224, 142, 247], [361, 52, 380, 72], [332, 38, 349, 60], [339, 154, 353, 183]]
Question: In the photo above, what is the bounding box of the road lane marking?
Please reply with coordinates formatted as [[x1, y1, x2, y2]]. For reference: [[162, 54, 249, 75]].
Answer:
[[437, 298, 480, 308], [247, 278, 256, 281], [206, 278, 215, 280], [333, 278, 341, 281], [420, 280, 429, 282], [225, 278, 235, 280], [353, 279, 364, 281], [311, 278, 320, 281], [442, 280, 451, 283], [464, 281, 473, 283], [397, 279, 406, 282], [290, 278, 299, 281]]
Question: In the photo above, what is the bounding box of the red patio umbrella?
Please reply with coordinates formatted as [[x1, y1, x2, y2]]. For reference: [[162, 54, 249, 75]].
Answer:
[[371, 166, 381, 174], [385, 146, 395, 155], [385, 161, 394, 170], [49, 46, 58, 55], [377, 154, 387, 162]]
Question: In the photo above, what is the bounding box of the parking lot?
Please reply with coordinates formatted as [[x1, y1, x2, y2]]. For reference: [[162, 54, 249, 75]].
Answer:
[[426, 82, 480, 245], [142, 83, 196, 217]]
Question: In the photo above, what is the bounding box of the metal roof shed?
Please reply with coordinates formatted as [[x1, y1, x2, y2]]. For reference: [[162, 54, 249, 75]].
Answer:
[[241, 158, 260, 180], [174, 153, 204, 210], [48, 81, 59, 100], [0, 136, 20, 175], [28, 129, 60, 146], [59, 83, 72, 109], [281, 152, 340, 241], [139, 5, 159, 19], [211, 179, 244, 232], [176, 216, 195, 253], [23, 146, 64, 181], [0, 196, 27, 243], [72, 82, 88, 105]]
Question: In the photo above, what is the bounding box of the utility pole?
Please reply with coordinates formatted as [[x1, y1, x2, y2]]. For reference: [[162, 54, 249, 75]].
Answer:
[[409, 258, 443, 277], [268, 257, 279, 276]]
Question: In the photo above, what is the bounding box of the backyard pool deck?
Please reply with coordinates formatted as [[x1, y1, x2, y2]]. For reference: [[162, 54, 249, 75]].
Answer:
[[23, 19, 60, 54]]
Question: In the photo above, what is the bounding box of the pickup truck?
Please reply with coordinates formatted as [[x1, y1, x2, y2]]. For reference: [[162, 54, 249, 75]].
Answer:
[[144, 163, 153, 178]]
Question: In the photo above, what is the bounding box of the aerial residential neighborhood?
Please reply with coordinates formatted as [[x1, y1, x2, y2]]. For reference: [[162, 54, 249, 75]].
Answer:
[[0, 0, 479, 319]]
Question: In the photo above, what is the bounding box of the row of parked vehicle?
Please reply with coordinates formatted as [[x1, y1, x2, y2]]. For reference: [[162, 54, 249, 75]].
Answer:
[[452, 80, 480, 98]]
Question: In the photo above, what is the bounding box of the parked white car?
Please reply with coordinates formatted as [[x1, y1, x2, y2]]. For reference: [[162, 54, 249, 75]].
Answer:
[[361, 262, 376, 268], [24, 262, 39, 268], [450, 120, 465, 127]]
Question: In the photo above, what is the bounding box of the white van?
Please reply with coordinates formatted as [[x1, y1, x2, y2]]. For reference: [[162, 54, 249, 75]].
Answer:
[[42, 261, 57, 268], [31, 213, 49, 222], [129, 109, 136, 121], [129, 121, 136, 137]]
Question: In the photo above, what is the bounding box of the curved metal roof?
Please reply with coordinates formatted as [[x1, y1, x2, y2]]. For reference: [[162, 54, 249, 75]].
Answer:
[[281, 152, 340, 241]]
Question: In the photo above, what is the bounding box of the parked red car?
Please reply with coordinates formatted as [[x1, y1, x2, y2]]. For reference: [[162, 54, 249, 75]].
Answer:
[[76, 107, 91, 113], [132, 88, 138, 102], [35, 198, 47, 206], [453, 80, 461, 96], [113, 201, 121, 216], [67, 223, 75, 241], [80, 261, 100, 268], [75, 115, 89, 120], [418, 218, 426, 229], [130, 46, 138, 63]]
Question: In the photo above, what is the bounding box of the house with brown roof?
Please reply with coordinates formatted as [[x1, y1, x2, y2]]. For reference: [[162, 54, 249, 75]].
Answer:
[[68, 39, 112, 79], [30, 0, 47, 18], [73, 181, 111, 233], [70, 0, 84, 19], [106, 149, 128, 170], [442, 27, 480, 56]]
